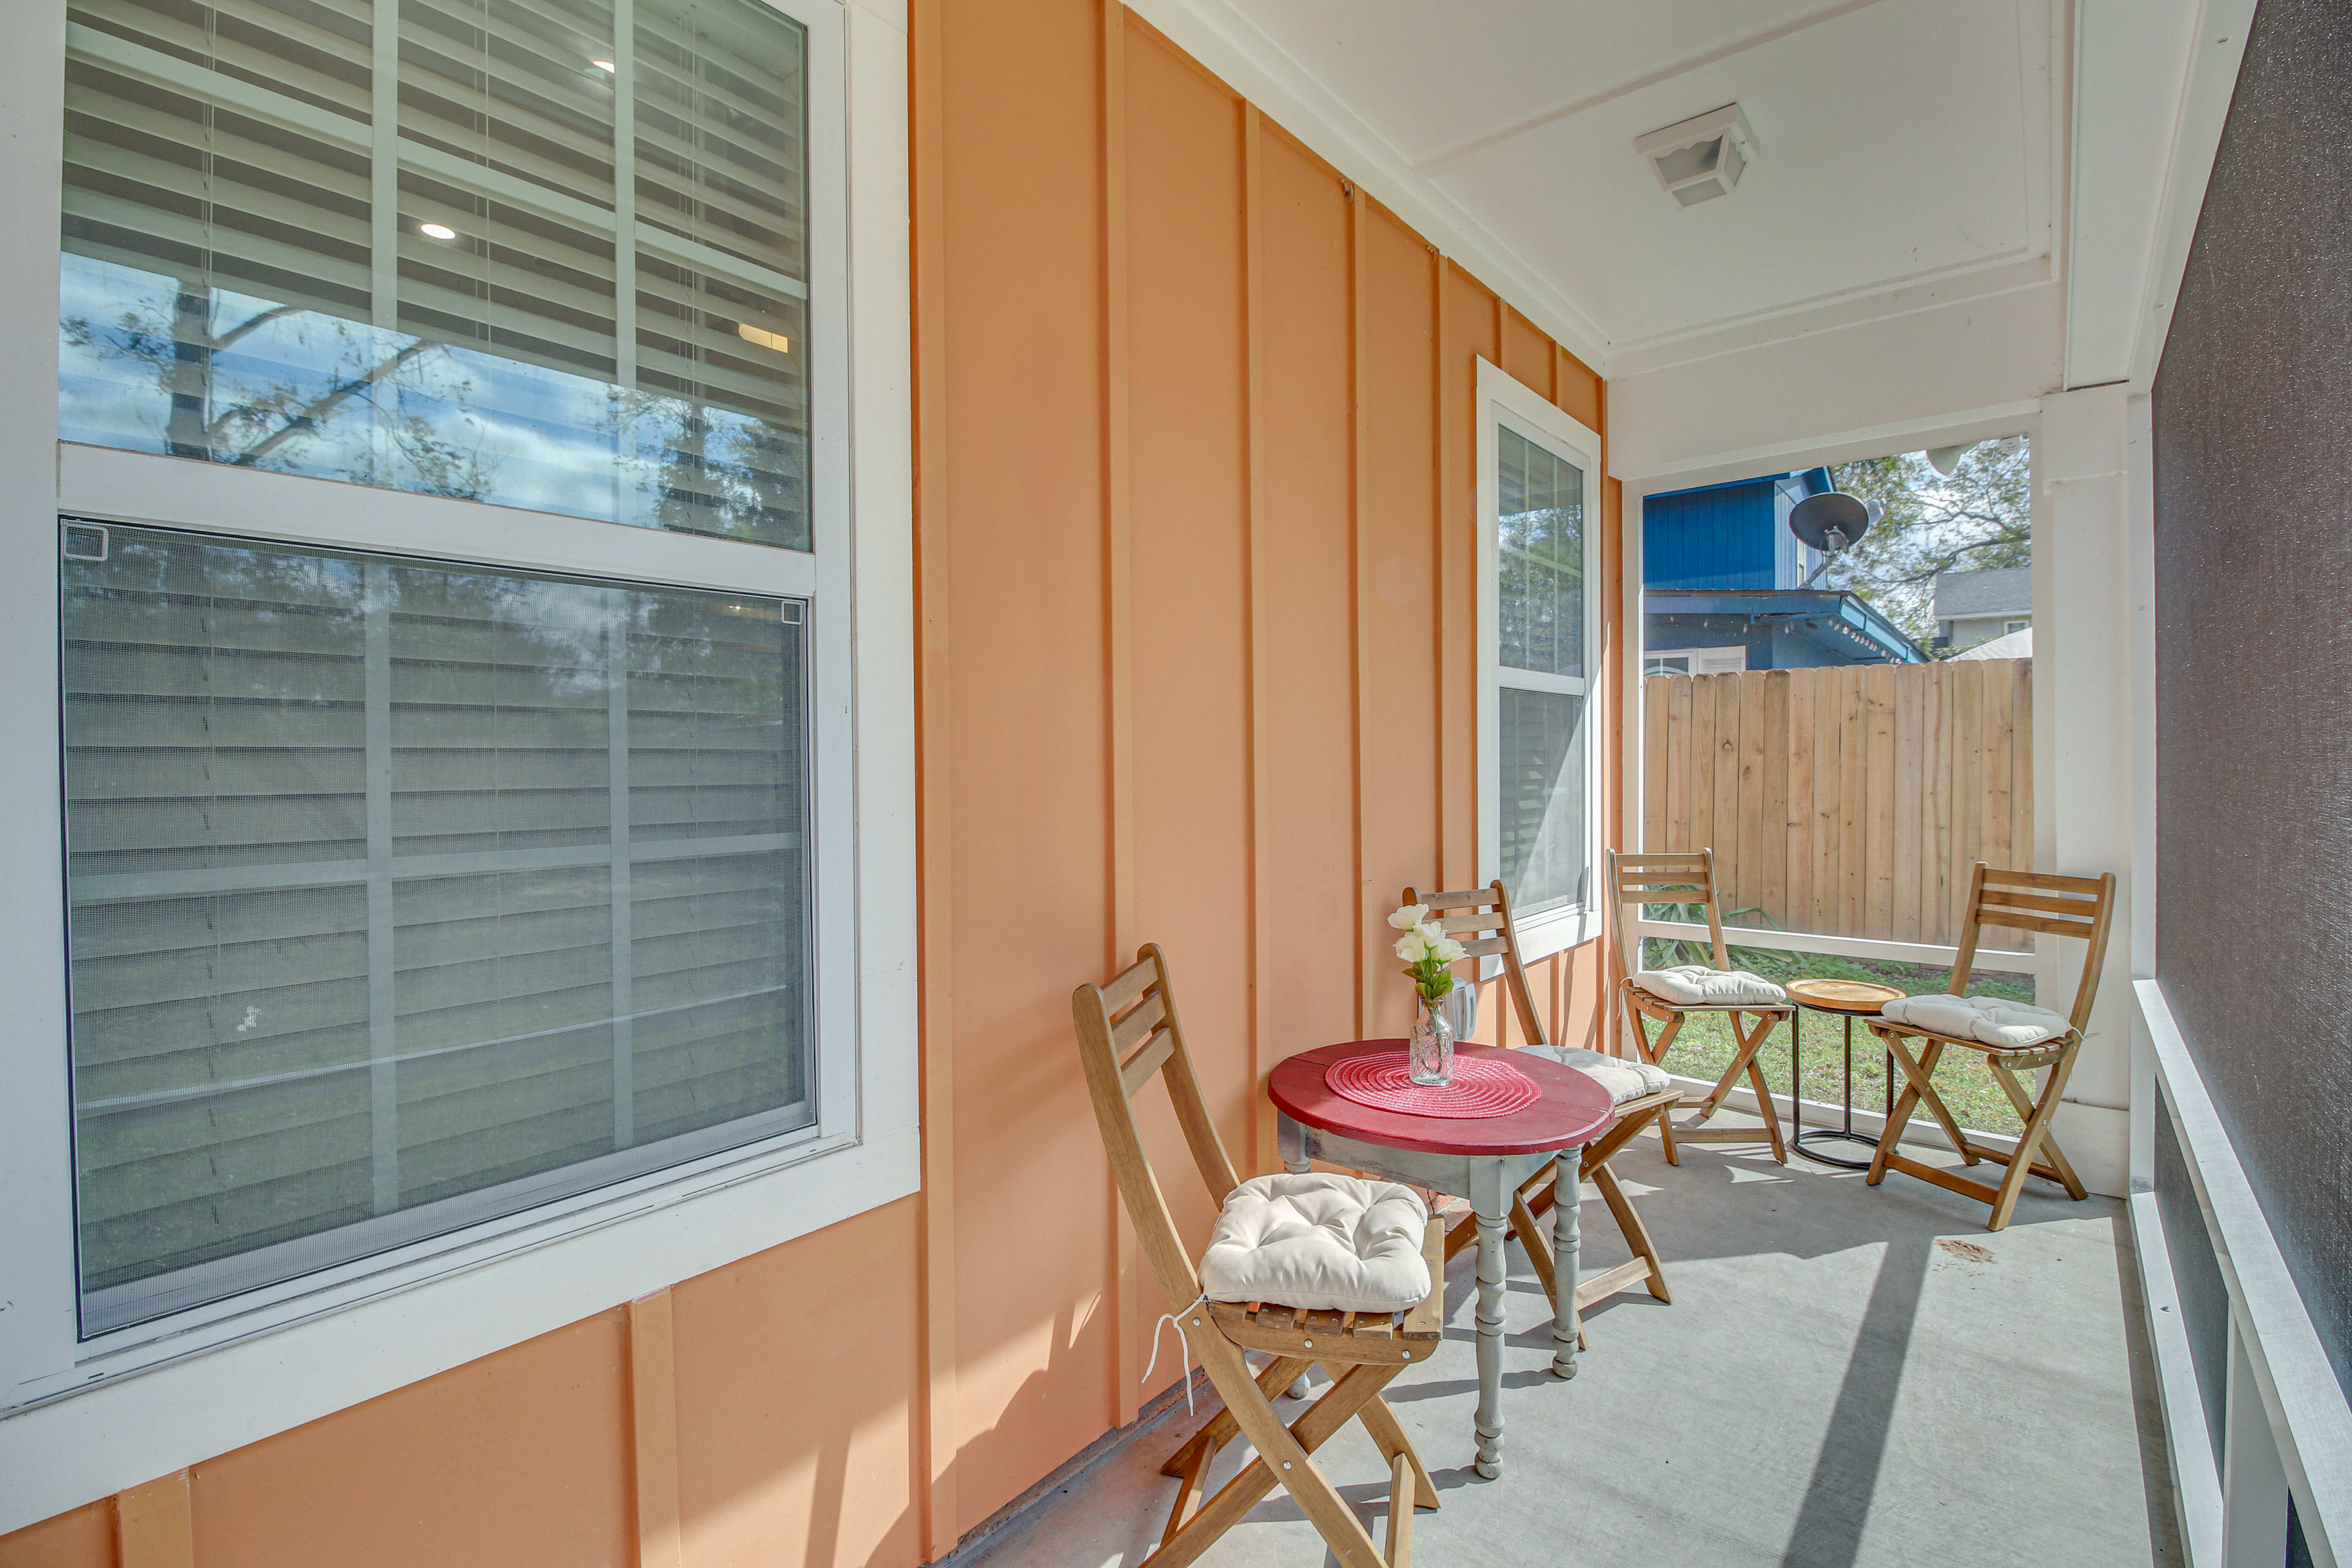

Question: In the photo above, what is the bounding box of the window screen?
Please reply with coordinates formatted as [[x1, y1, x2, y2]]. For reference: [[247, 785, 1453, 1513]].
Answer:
[[64, 522, 813, 1333], [59, 0, 810, 547], [1496, 424, 1590, 917]]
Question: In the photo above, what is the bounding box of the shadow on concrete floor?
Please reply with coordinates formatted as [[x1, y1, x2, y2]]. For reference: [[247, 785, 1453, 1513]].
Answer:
[[952, 1116, 2182, 1568]]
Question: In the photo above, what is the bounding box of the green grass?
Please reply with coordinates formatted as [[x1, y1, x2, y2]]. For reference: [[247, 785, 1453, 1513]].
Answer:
[[1637, 937, 2038, 1139]]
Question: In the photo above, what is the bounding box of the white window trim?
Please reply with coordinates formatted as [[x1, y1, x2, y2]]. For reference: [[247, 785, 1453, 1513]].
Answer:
[[1644, 644, 1748, 677], [0, 0, 915, 1531], [1476, 357, 1604, 965]]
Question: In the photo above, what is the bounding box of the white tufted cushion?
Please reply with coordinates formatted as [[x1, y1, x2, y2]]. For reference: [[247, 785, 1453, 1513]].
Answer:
[[1631, 965, 1789, 1008], [1880, 993, 2071, 1050], [1521, 1044, 1672, 1106], [1199, 1174, 1431, 1313]]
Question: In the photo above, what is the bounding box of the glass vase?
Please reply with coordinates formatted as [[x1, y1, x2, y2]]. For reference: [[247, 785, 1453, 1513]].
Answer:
[[1408, 995, 1455, 1087]]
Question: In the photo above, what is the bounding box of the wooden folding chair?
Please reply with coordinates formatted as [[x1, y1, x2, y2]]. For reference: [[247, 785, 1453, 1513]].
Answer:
[[1403, 881, 1683, 1324], [1865, 864, 2117, 1231], [1606, 849, 1794, 1163], [1074, 944, 1443, 1568]]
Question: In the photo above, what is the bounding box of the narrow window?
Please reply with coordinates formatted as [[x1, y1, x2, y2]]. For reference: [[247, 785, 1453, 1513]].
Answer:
[[1478, 361, 1603, 953]]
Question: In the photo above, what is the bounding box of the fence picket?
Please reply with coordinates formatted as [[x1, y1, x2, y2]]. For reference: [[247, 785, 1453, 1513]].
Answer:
[[1640, 660, 2032, 948]]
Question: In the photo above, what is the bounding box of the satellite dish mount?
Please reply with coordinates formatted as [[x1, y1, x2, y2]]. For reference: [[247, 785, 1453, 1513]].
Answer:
[[1789, 491, 1880, 587]]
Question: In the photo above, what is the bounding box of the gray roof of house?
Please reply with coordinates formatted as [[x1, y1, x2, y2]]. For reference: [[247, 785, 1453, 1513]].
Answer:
[[1932, 566, 2032, 621]]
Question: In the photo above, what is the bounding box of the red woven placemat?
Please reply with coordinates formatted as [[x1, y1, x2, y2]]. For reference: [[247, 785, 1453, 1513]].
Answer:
[[1324, 1050, 1541, 1119]]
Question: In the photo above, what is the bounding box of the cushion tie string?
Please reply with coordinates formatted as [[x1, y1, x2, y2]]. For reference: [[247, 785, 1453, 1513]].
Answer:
[[1142, 1293, 1210, 1415]]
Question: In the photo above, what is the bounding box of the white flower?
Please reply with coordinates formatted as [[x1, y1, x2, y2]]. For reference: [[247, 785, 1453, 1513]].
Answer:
[[1393, 930, 1431, 963], [1387, 903, 1430, 932], [1429, 935, 1466, 965]]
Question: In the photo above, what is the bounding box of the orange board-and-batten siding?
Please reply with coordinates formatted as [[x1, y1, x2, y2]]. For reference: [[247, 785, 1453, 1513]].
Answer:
[[915, 2, 1617, 1550], [0, 2, 1614, 1565]]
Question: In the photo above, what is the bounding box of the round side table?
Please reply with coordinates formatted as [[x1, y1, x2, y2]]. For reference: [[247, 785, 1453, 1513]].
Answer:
[[1268, 1041, 1611, 1479], [1786, 979, 1907, 1170]]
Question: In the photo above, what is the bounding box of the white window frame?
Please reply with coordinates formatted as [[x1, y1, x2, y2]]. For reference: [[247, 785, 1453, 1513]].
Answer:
[[1476, 357, 1605, 964], [1644, 644, 1747, 677], [0, 0, 915, 1528]]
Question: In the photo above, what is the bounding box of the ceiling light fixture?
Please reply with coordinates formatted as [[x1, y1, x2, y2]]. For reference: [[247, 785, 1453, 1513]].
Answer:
[[736, 323, 791, 355], [1634, 104, 1758, 208], [418, 221, 459, 240]]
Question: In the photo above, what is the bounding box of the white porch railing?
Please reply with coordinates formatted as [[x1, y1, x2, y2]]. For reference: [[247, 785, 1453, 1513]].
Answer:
[[2133, 978, 2349, 1568], [1633, 917, 2037, 973]]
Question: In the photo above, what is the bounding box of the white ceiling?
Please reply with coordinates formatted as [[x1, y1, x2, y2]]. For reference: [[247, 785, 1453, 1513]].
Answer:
[[1195, 0, 2059, 360]]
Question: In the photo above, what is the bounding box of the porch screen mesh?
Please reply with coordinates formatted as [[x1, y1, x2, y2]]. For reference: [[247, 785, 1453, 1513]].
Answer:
[[59, 0, 810, 546], [64, 522, 812, 1333]]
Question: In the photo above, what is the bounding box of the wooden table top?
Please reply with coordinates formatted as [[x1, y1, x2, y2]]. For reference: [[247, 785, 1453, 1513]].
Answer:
[[1269, 1040, 1613, 1156], [1785, 978, 1907, 1014]]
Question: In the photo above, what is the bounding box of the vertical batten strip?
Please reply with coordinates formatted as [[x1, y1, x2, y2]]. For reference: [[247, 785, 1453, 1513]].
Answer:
[[908, 0, 958, 1546], [1242, 105, 1275, 1174], [1428, 245, 1449, 888], [116, 1471, 194, 1568], [629, 1291, 683, 1568], [1436, 262, 1466, 892], [1099, 0, 1141, 1430], [1348, 182, 1373, 1037]]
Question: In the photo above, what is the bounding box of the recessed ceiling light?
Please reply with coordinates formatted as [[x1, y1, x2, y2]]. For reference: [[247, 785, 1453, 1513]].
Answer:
[[591, 58, 616, 72], [736, 323, 791, 355], [418, 221, 458, 241], [1634, 104, 1758, 207]]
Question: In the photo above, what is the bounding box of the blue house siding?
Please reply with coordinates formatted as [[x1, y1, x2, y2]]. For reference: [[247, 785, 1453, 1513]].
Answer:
[[1642, 469, 1922, 668], [1644, 478, 1782, 590], [1642, 468, 1831, 592]]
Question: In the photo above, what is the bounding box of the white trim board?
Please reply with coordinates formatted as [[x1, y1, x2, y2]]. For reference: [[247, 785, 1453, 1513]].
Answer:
[[1634, 918, 2038, 974], [2133, 978, 2350, 1567]]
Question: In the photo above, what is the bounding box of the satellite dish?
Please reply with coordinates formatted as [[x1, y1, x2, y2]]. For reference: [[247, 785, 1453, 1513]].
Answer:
[[1789, 491, 1880, 586]]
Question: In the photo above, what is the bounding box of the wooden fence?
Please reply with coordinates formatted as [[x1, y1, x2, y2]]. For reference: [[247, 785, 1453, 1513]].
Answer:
[[1640, 660, 2034, 951]]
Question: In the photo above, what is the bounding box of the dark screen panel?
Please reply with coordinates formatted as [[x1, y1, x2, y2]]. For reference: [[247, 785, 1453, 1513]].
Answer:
[[2154, 1091, 2229, 1469], [2151, 0, 2352, 1403]]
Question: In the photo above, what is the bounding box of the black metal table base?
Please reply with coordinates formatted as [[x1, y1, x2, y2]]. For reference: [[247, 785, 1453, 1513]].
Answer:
[[1789, 1003, 1891, 1171], [1793, 1126, 1880, 1170]]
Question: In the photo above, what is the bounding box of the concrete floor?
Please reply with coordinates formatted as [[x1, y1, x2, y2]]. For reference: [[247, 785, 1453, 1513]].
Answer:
[[955, 1115, 2182, 1568]]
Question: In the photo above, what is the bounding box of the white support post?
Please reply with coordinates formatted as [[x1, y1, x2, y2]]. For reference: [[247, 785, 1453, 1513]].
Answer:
[[2029, 385, 2135, 1197], [2125, 390, 2159, 1194]]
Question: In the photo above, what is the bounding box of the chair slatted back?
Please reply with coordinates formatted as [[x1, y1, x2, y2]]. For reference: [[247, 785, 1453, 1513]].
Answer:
[[1950, 864, 2119, 1035], [1400, 880, 1542, 1046], [1072, 944, 1241, 1311], [1607, 850, 1729, 979]]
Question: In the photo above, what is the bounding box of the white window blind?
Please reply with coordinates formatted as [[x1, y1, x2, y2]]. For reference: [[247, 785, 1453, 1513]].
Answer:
[[64, 522, 813, 1333], [1496, 425, 1591, 918], [59, 0, 810, 546]]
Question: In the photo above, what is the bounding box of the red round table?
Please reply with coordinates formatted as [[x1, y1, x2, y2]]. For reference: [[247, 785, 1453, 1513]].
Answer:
[[1269, 1041, 1613, 1478]]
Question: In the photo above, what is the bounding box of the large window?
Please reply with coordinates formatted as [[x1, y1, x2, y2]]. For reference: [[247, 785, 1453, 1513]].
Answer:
[[0, 0, 903, 1448], [61, 0, 809, 544], [64, 525, 812, 1332], [1478, 360, 1603, 956]]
